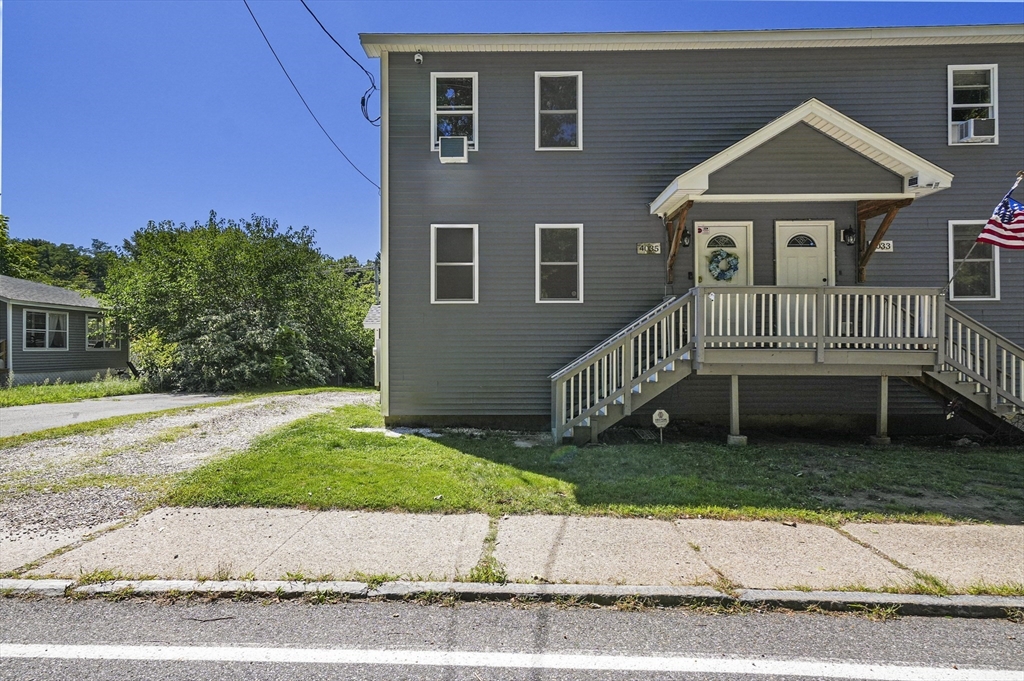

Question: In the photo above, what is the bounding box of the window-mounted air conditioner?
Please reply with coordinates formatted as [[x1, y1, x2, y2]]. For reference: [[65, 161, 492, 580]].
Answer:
[[956, 118, 995, 143], [438, 136, 468, 164]]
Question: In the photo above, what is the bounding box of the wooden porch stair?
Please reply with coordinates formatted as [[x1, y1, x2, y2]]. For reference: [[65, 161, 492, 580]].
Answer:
[[551, 287, 1024, 443]]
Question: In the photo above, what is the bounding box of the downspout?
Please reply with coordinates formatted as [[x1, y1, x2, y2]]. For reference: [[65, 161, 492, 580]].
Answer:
[[6, 301, 12, 383]]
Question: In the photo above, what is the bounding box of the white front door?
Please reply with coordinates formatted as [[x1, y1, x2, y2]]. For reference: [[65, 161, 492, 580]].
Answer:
[[694, 222, 753, 286], [775, 221, 835, 287]]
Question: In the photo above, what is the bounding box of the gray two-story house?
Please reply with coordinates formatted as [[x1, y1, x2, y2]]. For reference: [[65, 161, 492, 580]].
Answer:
[[360, 25, 1024, 441]]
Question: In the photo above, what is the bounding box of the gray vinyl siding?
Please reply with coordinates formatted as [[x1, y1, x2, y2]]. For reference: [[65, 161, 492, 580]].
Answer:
[[706, 123, 904, 195], [386, 43, 1023, 418], [9, 304, 129, 380]]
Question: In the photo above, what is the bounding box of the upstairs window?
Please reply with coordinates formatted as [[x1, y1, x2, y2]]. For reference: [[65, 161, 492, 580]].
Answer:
[[948, 65, 998, 145], [431, 225, 478, 304], [86, 315, 123, 350], [25, 310, 68, 350], [536, 72, 582, 150], [949, 221, 999, 300], [536, 224, 583, 303], [432, 73, 477, 151]]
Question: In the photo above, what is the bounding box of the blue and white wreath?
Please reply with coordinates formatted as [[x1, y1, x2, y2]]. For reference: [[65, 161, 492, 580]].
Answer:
[[708, 249, 740, 281]]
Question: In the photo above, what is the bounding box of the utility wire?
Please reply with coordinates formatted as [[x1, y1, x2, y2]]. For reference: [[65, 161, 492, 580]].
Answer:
[[243, 0, 380, 190], [299, 0, 380, 127]]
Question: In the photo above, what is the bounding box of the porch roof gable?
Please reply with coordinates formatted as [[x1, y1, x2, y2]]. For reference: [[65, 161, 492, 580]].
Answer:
[[649, 98, 954, 218]]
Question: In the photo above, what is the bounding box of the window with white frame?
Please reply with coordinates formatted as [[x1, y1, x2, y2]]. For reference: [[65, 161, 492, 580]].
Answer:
[[86, 315, 122, 350], [536, 224, 583, 303], [24, 310, 68, 350], [535, 72, 582, 150], [431, 225, 478, 303], [431, 73, 477, 150], [949, 221, 999, 300], [948, 65, 998, 145]]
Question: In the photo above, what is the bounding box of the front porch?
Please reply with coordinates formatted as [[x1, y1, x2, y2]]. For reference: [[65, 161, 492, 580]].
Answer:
[[550, 286, 1024, 443]]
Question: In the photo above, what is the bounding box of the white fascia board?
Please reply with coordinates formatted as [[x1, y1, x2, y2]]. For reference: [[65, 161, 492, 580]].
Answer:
[[649, 98, 953, 217], [1, 298, 104, 312], [692, 193, 916, 203], [360, 24, 1024, 58]]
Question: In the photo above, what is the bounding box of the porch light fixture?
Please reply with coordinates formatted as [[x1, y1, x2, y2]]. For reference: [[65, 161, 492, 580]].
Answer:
[[682, 230, 691, 248], [841, 227, 857, 246]]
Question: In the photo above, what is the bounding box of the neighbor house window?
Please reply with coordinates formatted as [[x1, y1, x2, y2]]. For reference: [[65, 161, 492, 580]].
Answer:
[[431, 72, 477, 151], [948, 65, 998, 145], [535, 72, 582, 150], [431, 224, 478, 303], [949, 221, 999, 300], [86, 315, 122, 350], [536, 224, 583, 303], [24, 310, 68, 350]]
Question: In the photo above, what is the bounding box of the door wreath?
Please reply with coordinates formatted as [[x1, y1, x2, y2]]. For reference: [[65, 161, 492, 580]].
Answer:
[[708, 249, 740, 281]]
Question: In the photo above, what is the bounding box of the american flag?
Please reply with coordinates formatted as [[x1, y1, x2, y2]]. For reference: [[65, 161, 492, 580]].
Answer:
[[977, 178, 1024, 250]]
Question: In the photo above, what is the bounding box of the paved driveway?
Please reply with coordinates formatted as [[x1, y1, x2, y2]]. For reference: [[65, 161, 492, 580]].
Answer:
[[0, 393, 230, 437]]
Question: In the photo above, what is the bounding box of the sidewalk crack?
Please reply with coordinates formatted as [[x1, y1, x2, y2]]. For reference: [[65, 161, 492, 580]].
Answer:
[[254, 511, 321, 577]]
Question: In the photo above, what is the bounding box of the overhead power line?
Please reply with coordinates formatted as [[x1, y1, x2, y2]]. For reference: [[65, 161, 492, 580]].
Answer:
[[299, 0, 380, 127], [242, 0, 380, 191]]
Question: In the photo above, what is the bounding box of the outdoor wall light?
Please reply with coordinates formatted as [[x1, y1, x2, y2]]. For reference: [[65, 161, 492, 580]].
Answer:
[[841, 227, 857, 246], [682, 230, 691, 248]]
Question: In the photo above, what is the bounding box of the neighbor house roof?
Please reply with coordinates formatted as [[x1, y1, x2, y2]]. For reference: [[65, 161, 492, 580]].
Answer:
[[360, 24, 1023, 57], [363, 304, 381, 330], [649, 98, 954, 217], [0, 275, 102, 310]]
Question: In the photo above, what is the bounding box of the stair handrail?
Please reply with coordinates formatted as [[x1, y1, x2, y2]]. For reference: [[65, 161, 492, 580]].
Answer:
[[943, 304, 1024, 410], [549, 294, 690, 380], [945, 305, 1024, 357]]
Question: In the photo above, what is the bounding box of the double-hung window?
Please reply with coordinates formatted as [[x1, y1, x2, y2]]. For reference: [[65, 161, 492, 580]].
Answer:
[[948, 65, 998, 145], [536, 224, 583, 303], [25, 310, 68, 350], [431, 224, 478, 303], [431, 73, 478, 151], [949, 221, 999, 300], [535, 72, 582, 150], [86, 315, 122, 350]]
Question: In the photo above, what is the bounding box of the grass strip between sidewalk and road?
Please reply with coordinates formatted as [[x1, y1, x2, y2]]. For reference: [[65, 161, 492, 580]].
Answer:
[[167, 405, 1023, 525]]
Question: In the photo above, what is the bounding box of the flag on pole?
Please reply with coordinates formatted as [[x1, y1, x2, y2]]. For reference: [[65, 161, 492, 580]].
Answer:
[[977, 176, 1024, 250]]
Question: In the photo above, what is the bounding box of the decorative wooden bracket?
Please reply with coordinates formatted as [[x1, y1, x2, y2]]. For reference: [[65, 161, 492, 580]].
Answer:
[[856, 198, 912, 283], [665, 200, 694, 285]]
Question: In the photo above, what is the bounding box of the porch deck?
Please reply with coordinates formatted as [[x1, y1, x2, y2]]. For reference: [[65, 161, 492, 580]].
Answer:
[[551, 286, 1024, 442]]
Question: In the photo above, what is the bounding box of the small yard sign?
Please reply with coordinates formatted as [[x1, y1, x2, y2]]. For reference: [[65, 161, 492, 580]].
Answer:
[[652, 409, 670, 443], [636, 242, 662, 255]]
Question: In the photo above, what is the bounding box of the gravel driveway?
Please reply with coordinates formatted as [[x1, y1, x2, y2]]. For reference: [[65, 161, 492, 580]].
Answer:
[[0, 390, 377, 571]]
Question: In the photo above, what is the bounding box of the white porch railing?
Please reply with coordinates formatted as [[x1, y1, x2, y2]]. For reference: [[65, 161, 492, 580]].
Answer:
[[943, 306, 1024, 414], [695, 287, 943, 363], [550, 292, 695, 437]]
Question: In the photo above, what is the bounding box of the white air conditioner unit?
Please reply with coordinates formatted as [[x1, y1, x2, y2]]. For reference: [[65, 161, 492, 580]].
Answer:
[[438, 136, 468, 164], [957, 118, 996, 143]]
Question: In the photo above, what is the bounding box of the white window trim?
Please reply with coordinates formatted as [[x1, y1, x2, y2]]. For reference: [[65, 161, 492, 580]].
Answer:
[[947, 64, 998, 146], [535, 71, 583, 151], [430, 72, 479, 152], [23, 309, 69, 352], [430, 224, 479, 304], [948, 220, 1000, 301], [536, 224, 584, 304], [85, 314, 122, 351]]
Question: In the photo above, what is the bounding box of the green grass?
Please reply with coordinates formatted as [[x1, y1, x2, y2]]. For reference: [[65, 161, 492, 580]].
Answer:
[[167, 404, 1024, 525], [0, 375, 149, 408]]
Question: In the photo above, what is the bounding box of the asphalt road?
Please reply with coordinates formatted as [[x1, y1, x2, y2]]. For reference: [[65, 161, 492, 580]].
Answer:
[[0, 393, 228, 437], [1, 599, 1020, 680]]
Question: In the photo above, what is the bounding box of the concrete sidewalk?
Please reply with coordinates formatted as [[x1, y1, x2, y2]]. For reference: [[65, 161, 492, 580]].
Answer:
[[0, 393, 228, 437], [15, 508, 1024, 594]]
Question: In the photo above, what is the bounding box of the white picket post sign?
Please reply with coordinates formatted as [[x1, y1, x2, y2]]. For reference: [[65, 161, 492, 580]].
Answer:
[[652, 409, 669, 443]]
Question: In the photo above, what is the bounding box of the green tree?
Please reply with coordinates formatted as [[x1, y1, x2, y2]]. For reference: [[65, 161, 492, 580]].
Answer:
[[106, 211, 375, 391], [0, 215, 39, 279]]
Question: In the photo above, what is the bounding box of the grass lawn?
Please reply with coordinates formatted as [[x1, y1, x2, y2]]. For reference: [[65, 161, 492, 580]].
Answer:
[[168, 404, 1024, 525], [0, 375, 149, 408]]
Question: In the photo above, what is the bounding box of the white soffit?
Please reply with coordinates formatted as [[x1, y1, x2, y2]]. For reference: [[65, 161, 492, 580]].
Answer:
[[649, 98, 954, 218], [360, 24, 1023, 57]]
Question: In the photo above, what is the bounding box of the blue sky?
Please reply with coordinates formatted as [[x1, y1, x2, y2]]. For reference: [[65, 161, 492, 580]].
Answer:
[[4, 1, 1022, 260]]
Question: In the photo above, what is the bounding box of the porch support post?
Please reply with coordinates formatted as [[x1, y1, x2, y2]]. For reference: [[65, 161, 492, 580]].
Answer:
[[665, 200, 694, 290], [727, 374, 747, 446], [871, 374, 891, 446], [857, 198, 913, 283]]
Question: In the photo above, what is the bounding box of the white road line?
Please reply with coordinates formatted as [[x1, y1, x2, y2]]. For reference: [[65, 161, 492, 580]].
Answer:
[[1, 644, 1020, 680]]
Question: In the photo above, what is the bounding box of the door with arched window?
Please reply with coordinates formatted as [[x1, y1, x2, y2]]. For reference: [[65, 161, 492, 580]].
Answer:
[[774, 221, 835, 287], [693, 222, 753, 286]]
